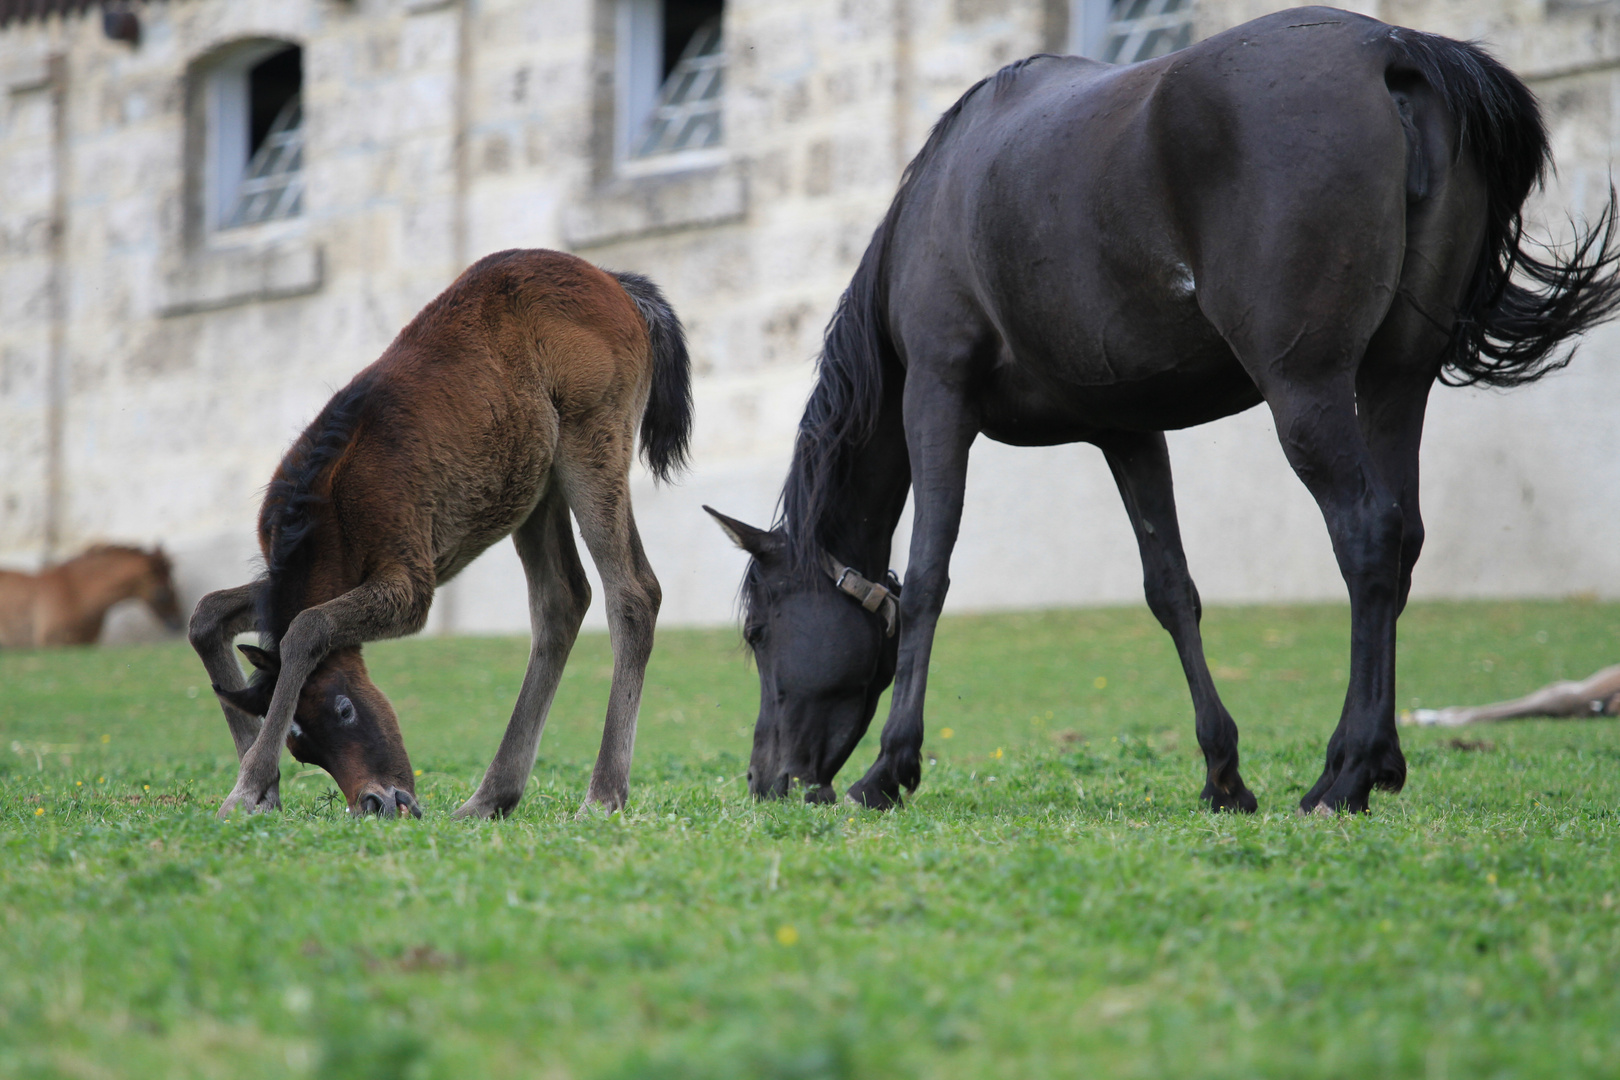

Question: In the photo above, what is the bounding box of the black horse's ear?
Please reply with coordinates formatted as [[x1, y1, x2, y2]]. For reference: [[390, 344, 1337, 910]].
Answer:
[[215, 680, 274, 718], [703, 505, 783, 560], [237, 644, 280, 675]]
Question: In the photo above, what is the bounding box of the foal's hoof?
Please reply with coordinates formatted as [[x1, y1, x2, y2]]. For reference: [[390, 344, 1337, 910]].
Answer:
[[355, 786, 422, 819], [1202, 782, 1258, 814]]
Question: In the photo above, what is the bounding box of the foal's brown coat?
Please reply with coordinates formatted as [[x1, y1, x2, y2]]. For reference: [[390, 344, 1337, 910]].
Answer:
[[0, 545, 182, 648], [189, 250, 690, 818]]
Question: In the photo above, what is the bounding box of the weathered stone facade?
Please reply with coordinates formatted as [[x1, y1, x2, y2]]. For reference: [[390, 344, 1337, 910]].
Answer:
[[1, 0, 1617, 641]]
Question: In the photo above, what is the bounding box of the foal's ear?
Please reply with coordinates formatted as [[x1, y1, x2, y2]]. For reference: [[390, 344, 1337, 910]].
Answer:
[[215, 680, 275, 718], [703, 506, 783, 560], [237, 644, 281, 675]]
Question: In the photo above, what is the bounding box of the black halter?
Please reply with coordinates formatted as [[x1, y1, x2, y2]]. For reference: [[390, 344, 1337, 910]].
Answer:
[[819, 552, 900, 637]]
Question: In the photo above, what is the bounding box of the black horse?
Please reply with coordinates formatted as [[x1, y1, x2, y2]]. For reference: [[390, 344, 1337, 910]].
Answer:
[[706, 7, 1620, 814]]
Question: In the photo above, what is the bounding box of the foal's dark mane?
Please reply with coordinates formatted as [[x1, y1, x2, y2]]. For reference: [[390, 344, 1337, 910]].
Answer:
[[256, 375, 379, 646], [769, 55, 1057, 589]]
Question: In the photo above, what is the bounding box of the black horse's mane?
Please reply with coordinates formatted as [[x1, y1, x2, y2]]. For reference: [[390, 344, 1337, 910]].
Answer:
[[770, 54, 1058, 584], [256, 375, 379, 646]]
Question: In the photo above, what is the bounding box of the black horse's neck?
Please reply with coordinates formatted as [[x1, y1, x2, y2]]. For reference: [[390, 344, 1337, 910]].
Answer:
[[807, 387, 912, 583]]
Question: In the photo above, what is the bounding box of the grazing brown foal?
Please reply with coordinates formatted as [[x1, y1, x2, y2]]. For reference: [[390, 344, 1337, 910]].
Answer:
[[0, 545, 183, 648], [188, 249, 691, 819]]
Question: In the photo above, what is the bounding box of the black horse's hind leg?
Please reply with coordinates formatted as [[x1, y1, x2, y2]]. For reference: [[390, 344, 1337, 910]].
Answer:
[[1297, 325, 1443, 809], [1266, 382, 1409, 814], [846, 375, 977, 810], [1096, 431, 1257, 813]]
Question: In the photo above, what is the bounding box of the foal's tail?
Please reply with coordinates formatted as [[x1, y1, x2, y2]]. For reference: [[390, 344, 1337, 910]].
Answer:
[[613, 271, 692, 483], [1388, 29, 1620, 387]]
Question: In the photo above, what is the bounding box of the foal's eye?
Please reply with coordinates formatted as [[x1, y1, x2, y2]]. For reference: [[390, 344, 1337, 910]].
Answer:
[[334, 695, 358, 725]]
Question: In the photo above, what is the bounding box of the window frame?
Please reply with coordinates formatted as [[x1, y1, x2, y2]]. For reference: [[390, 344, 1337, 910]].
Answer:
[[1069, 0, 1195, 64], [199, 39, 304, 235], [613, 0, 726, 177]]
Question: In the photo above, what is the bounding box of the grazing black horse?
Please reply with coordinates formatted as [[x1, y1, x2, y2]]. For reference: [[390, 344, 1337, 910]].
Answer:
[[706, 8, 1620, 814]]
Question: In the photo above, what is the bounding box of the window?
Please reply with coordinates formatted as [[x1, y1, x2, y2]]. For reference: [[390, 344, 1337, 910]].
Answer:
[[616, 0, 724, 165], [205, 42, 303, 230], [1070, 0, 1194, 64]]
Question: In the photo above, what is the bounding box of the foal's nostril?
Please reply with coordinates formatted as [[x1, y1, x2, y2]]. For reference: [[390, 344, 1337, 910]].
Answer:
[[358, 791, 398, 817], [396, 789, 423, 819]]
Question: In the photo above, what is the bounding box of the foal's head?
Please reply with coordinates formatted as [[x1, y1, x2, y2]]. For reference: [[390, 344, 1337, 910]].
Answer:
[[709, 509, 899, 803], [215, 646, 421, 817]]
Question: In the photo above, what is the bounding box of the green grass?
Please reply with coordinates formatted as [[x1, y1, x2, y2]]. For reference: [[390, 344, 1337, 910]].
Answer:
[[4, 600, 1620, 1079]]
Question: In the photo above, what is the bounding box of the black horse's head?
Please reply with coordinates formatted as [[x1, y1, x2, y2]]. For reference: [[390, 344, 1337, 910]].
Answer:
[[707, 507, 899, 803]]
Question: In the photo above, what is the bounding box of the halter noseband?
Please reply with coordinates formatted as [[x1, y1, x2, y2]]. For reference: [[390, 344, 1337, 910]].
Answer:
[[819, 552, 900, 637]]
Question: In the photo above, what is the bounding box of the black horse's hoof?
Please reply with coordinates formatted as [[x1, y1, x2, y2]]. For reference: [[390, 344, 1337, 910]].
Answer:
[[1202, 782, 1258, 814], [804, 784, 838, 805], [845, 778, 903, 810]]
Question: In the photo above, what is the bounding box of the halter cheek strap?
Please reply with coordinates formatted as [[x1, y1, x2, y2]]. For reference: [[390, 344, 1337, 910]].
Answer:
[[819, 552, 900, 637]]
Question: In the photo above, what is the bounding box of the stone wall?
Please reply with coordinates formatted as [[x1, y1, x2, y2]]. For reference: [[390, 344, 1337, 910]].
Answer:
[[1, 0, 1617, 644]]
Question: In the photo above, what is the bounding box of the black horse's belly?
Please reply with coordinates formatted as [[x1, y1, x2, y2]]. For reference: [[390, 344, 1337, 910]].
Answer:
[[978, 346, 1263, 445]]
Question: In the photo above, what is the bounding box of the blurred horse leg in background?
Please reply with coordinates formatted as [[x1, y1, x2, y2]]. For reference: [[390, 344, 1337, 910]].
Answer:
[[1406, 664, 1620, 726]]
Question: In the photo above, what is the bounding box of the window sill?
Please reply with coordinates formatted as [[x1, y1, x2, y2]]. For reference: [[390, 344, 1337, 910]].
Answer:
[[157, 238, 323, 317], [563, 158, 746, 249]]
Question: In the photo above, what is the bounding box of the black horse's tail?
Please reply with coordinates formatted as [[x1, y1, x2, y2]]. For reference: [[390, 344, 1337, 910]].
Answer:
[[613, 270, 692, 483], [1389, 29, 1620, 387]]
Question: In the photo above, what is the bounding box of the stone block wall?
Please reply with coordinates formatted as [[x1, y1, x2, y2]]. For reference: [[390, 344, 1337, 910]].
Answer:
[[1, 0, 1617, 644]]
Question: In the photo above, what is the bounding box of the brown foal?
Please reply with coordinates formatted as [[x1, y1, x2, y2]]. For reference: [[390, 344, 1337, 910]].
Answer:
[[188, 249, 691, 819], [0, 545, 183, 648]]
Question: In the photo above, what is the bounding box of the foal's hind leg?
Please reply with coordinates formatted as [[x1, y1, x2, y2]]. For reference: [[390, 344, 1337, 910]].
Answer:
[[1096, 431, 1257, 813], [455, 489, 592, 819], [559, 450, 661, 815]]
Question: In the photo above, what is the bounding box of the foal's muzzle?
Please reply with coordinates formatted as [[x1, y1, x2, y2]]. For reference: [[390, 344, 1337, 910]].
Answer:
[[354, 785, 421, 819]]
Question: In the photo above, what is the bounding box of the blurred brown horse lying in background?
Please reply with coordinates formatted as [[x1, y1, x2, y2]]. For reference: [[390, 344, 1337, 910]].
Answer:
[[1405, 665, 1620, 726], [0, 545, 183, 648], [188, 249, 691, 819]]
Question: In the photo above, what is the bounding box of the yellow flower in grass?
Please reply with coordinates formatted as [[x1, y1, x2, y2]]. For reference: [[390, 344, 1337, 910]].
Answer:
[[993, 748, 1003, 760], [776, 925, 799, 946], [940, 728, 954, 740], [35, 807, 44, 816]]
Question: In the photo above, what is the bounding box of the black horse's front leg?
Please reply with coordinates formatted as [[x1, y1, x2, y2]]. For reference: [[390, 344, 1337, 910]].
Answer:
[[846, 377, 977, 810], [1097, 431, 1257, 813]]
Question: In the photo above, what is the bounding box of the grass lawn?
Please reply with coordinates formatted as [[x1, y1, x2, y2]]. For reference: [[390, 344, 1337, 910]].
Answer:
[[3, 599, 1620, 1079]]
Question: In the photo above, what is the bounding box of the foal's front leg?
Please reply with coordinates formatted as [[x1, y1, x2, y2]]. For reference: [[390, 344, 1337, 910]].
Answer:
[[1096, 431, 1257, 812], [189, 585, 279, 801], [217, 569, 432, 817], [846, 376, 977, 810]]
